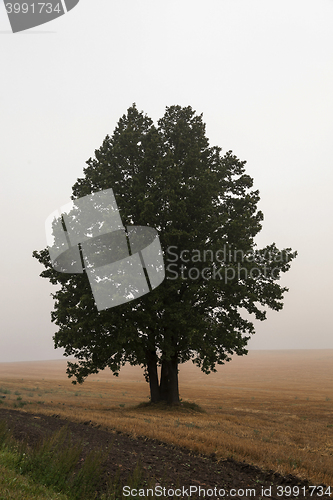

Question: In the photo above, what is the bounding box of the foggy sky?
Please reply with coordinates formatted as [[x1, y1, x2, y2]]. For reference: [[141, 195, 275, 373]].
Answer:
[[1, 0, 333, 362]]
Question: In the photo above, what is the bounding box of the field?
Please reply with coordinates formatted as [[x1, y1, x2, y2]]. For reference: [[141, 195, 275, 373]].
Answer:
[[0, 350, 332, 487]]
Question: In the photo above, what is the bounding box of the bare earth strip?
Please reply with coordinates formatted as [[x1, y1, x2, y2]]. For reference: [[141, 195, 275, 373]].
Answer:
[[0, 350, 332, 486]]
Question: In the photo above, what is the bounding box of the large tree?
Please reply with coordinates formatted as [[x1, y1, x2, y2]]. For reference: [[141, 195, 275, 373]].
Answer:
[[33, 104, 296, 404]]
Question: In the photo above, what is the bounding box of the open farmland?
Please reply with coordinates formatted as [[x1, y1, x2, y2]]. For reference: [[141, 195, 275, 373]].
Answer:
[[0, 350, 332, 486]]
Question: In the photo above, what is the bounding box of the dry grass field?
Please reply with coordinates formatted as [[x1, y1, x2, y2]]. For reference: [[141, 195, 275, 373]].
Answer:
[[0, 350, 332, 486]]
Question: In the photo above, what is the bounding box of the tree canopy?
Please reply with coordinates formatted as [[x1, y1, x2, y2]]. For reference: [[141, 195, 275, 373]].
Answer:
[[33, 104, 297, 404]]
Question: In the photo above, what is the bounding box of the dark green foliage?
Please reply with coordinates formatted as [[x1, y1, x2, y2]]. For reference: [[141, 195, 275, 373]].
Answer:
[[33, 104, 297, 404]]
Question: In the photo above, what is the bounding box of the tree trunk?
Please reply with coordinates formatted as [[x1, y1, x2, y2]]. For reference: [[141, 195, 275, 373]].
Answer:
[[165, 354, 180, 405], [145, 351, 180, 405], [159, 360, 169, 402], [146, 350, 160, 403]]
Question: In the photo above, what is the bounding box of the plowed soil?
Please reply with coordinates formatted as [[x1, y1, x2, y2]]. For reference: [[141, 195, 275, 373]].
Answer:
[[0, 408, 328, 499]]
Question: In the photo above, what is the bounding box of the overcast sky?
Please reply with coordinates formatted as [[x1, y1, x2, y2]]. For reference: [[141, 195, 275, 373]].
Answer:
[[1, 0, 333, 363]]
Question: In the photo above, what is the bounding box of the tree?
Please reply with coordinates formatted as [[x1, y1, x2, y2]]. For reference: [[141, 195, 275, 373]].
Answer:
[[33, 104, 297, 405]]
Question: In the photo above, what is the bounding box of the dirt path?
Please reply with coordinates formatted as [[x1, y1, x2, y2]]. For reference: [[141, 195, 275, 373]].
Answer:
[[0, 408, 328, 499]]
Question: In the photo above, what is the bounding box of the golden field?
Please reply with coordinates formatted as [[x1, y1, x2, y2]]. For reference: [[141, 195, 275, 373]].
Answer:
[[0, 350, 332, 485]]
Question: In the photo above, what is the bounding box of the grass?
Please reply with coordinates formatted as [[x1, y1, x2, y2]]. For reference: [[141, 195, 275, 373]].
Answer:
[[17, 428, 107, 499], [0, 387, 11, 395], [0, 454, 69, 500], [136, 400, 205, 413], [0, 352, 332, 486], [0, 421, 70, 500], [0, 420, 149, 500]]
